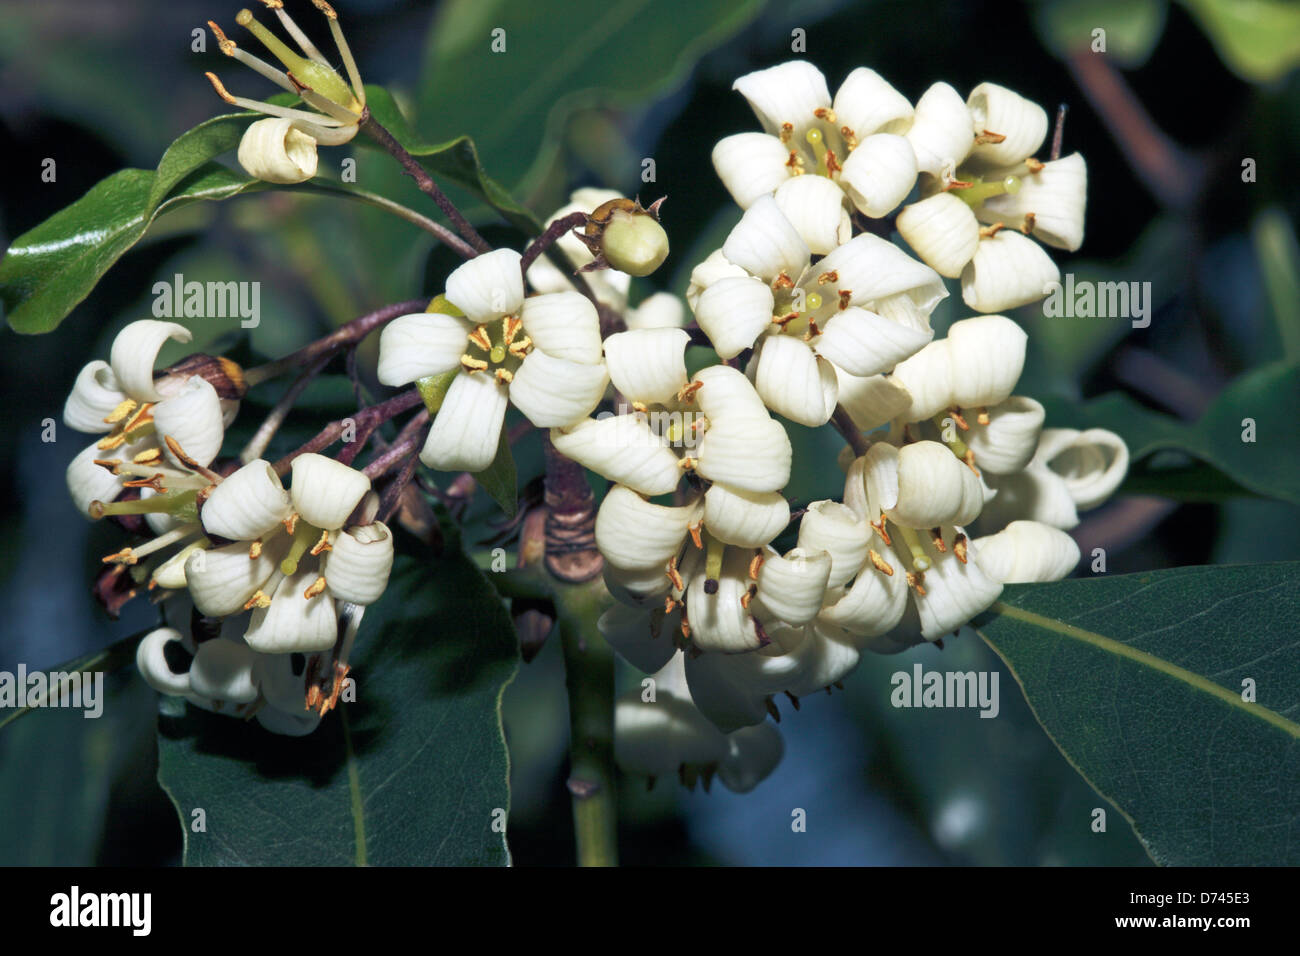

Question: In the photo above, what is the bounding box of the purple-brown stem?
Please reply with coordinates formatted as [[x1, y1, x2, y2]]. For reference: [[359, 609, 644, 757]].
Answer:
[[272, 389, 423, 475], [831, 405, 871, 457], [541, 434, 601, 583]]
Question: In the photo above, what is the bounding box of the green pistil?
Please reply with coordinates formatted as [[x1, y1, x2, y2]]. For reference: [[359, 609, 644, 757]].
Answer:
[[703, 530, 725, 594], [805, 128, 831, 176], [280, 519, 323, 576], [932, 413, 972, 461], [897, 524, 932, 572], [236, 8, 355, 108], [953, 174, 1022, 207], [91, 489, 198, 522]]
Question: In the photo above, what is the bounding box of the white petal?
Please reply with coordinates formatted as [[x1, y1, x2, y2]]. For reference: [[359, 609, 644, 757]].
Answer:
[[691, 363, 770, 420], [421, 372, 508, 473], [839, 133, 917, 218], [244, 570, 339, 653], [66, 442, 124, 518], [860, 442, 901, 518], [150, 541, 206, 590], [1041, 427, 1129, 511], [906, 533, 1002, 640], [979, 466, 1080, 531], [815, 306, 932, 377], [717, 722, 784, 793], [201, 458, 291, 541], [136, 628, 192, 697], [889, 339, 955, 421], [906, 82, 974, 177], [973, 520, 1080, 583], [814, 233, 947, 315], [236, 117, 318, 184], [684, 644, 802, 732], [509, 350, 608, 428], [795, 500, 870, 588], [775, 622, 861, 697], [685, 249, 747, 312], [604, 561, 673, 608], [615, 656, 729, 775], [686, 559, 762, 653], [890, 440, 984, 528], [626, 291, 687, 330], [290, 452, 371, 530], [519, 292, 603, 364], [946, 314, 1028, 409], [978, 153, 1087, 251], [189, 638, 260, 703], [833, 67, 913, 137], [967, 82, 1049, 168], [63, 361, 126, 433], [733, 61, 831, 137], [754, 547, 832, 625], [185, 538, 288, 617], [818, 549, 909, 637], [834, 368, 912, 431], [253, 651, 317, 712], [696, 416, 792, 493], [444, 247, 525, 323], [721, 195, 810, 282], [376, 313, 471, 387], [773, 175, 849, 255], [961, 230, 1060, 312], [752, 334, 838, 426], [603, 327, 689, 404], [692, 277, 774, 360], [896, 192, 980, 278], [712, 132, 793, 208], [154, 376, 224, 468], [550, 416, 681, 496], [703, 484, 789, 548], [965, 395, 1044, 475], [595, 485, 697, 571], [109, 320, 191, 403], [598, 604, 679, 674], [322, 521, 394, 605]]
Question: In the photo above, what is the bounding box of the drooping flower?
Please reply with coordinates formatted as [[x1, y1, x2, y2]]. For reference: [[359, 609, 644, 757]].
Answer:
[[205, 1, 367, 184], [377, 248, 609, 472]]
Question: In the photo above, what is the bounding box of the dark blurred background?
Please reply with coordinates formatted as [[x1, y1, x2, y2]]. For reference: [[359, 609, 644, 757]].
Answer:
[[1, 0, 1297, 865]]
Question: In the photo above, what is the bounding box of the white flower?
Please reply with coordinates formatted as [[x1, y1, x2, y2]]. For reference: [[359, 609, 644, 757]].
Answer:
[[378, 248, 609, 472], [136, 627, 195, 697], [973, 520, 1081, 583], [979, 427, 1129, 530], [712, 62, 919, 220], [890, 315, 1028, 427]]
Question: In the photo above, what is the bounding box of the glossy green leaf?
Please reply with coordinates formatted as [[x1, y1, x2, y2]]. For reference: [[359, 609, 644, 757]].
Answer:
[[977, 562, 1300, 865], [146, 113, 250, 213], [416, 0, 765, 197], [1033, 0, 1168, 67], [156, 535, 519, 866], [1178, 0, 1300, 83], [475, 427, 519, 518], [1040, 362, 1300, 506], [1, 164, 261, 335]]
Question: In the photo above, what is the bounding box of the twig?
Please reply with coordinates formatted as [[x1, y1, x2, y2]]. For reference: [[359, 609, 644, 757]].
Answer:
[[830, 405, 871, 457], [272, 389, 423, 475], [1050, 103, 1067, 161], [542, 434, 602, 583], [521, 211, 589, 275], [240, 353, 334, 464]]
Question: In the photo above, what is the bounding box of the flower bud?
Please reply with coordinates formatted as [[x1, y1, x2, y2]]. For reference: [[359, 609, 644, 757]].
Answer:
[[591, 198, 669, 277], [237, 117, 319, 184]]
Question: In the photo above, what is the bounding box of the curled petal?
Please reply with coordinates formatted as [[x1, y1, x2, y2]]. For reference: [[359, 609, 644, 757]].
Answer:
[[838, 133, 917, 218], [550, 416, 681, 496], [63, 361, 126, 433], [290, 452, 371, 530], [237, 117, 318, 184], [110, 320, 192, 403], [67, 442, 124, 518], [693, 277, 774, 360], [906, 82, 974, 177], [979, 153, 1087, 251], [691, 364, 770, 421], [833, 67, 913, 137], [860, 442, 901, 519], [946, 314, 1028, 410], [598, 603, 679, 674], [775, 622, 861, 697], [185, 538, 288, 617], [835, 368, 912, 432], [819, 548, 910, 638], [509, 350, 608, 428], [752, 334, 838, 426], [615, 655, 729, 776], [795, 500, 870, 588], [815, 233, 947, 316], [897, 192, 980, 279], [135, 628, 192, 697], [773, 175, 850, 255], [603, 327, 689, 404], [1039, 427, 1129, 511], [151, 541, 206, 590], [421, 372, 508, 473], [965, 395, 1044, 475], [703, 484, 789, 548], [696, 416, 792, 493], [244, 570, 339, 653], [733, 60, 831, 138], [376, 312, 471, 386], [189, 638, 260, 704], [444, 247, 525, 323], [519, 292, 603, 365], [685, 553, 762, 653], [890, 339, 955, 421], [604, 561, 673, 608], [815, 306, 932, 378], [256, 707, 323, 736], [890, 440, 984, 528], [253, 651, 316, 713], [202, 458, 291, 541], [712, 132, 793, 208], [904, 534, 1003, 641], [754, 547, 832, 626], [684, 642, 804, 732], [686, 249, 747, 312], [322, 521, 394, 605], [154, 376, 224, 469], [626, 291, 686, 331], [973, 520, 1080, 583], [960, 230, 1060, 313], [595, 485, 697, 571], [979, 467, 1080, 531], [721, 195, 810, 282], [967, 82, 1049, 168]]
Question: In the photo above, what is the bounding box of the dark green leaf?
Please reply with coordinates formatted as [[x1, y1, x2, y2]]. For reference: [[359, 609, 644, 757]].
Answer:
[[1179, 0, 1300, 83], [146, 113, 250, 213], [156, 536, 519, 865], [1034, 0, 1167, 67], [977, 562, 1300, 865]]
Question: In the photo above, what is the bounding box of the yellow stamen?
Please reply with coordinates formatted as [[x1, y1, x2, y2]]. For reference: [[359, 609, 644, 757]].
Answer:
[[103, 399, 138, 425], [869, 549, 894, 576], [303, 575, 328, 599], [243, 589, 272, 610]]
